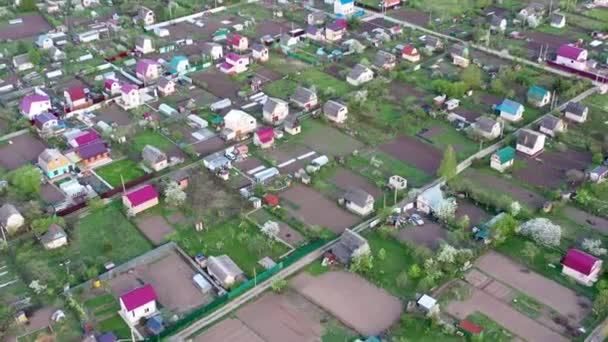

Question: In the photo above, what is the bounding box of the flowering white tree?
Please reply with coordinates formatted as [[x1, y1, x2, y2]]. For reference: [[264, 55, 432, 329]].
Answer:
[[434, 200, 458, 223], [516, 218, 561, 247], [510, 201, 521, 216], [164, 181, 186, 207], [582, 238, 608, 256], [261, 221, 280, 239]]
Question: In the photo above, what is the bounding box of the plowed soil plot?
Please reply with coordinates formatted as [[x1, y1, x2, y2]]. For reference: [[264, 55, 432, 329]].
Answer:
[[192, 70, 241, 99], [0, 14, 52, 40], [525, 31, 570, 52], [513, 149, 591, 189], [235, 293, 324, 342], [330, 168, 383, 199], [135, 215, 174, 245], [280, 184, 359, 234], [379, 135, 442, 175], [191, 136, 226, 155], [388, 82, 426, 103], [464, 169, 546, 208], [391, 9, 430, 26], [479, 93, 501, 107], [292, 271, 402, 336], [254, 20, 293, 39], [195, 318, 264, 342], [0, 133, 46, 170], [456, 201, 490, 228]]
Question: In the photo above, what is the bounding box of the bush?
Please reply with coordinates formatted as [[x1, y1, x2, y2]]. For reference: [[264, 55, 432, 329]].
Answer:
[[271, 278, 288, 293], [516, 218, 561, 247]]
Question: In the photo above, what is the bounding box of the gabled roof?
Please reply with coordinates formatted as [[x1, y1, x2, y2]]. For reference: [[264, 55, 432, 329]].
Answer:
[[104, 78, 119, 90], [226, 52, 244, 62], [121, 83, 138, 94], [120, 284, 157, 311], [40, 223, 66, 244], [348, 64, 372, 80], [474, 116, 498, 133], [39, 148, 65, 164], [125, 185, 159, 207], [450, 43, 469, 58], [77, 141, 108, 159], [291, 86, 316, 104], [327, 19, 347, 31], [157, 76, 173, 88], [0, 203, 21, 225], [74, 130, 100, 146], [227, 34, 245, 46], [263, 97, 287, 114], [284, 115, 300, 129], [66, 86, 86, 101], [562, 249, 599, 275], [527, 85, 549, 100], [564, 101, 587, 116], [34, 112, 58, 126], [460, 320, 483, 334], [136, 59, 158, 75], [20, 94, 50, 113], [255, 127, 274, 143], [496, 99, 523, 116], [373, 50, 396, 67], [551, 13, 565, 24], [489, 15, 505, 27], [142, 145, 167, 163], [324, 100, 346, 117], [342, 187, 372, 207], [517, 129, 542, 149], [556, 44, 586, 61], [251, 43, 266, 53], [201, 42, 221, 54], [540, 114, 562, 130], [494, 146, 515, 163], [402, 44, 419, 56]]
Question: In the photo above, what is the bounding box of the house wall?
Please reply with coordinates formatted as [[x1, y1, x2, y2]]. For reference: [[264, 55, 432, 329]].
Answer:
[[44, 236, 68, 250], [562, 265, 600, 286], [490, 158, 513, 172], [346, 201, 373, 216], [402, 53, 420, 62], [500, 110, 522, 122], [25, 100, 52, 119], [253, 135, 273, 148], [556, 55, 586, 70], [127, 197, 160, 215], [565, 111, 587, 123], [516, 140, 544, 156], [82, 152, 110, 167], [121, 300, 157, 324], [5, 215, 24, 234], [285, 126, 301, 135]]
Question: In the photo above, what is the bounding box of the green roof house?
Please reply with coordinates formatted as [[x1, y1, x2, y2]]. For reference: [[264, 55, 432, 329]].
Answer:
[[490, 146, 515, 172], [527, 85, 551, 108], [169, 55, 190, 75]]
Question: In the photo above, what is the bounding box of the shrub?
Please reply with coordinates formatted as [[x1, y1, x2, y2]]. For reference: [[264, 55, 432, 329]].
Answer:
[[516, 218, 561, 247]]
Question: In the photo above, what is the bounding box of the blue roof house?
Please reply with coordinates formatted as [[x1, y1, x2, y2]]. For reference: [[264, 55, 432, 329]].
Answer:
[[334, 0, 355, 17], [169, 55, 190, 75], [527, 85, 551, 108], [494, 99, 524, 122]]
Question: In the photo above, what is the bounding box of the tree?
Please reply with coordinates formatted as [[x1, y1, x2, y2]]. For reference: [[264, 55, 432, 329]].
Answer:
[[460, 65, 483, 89], [377, 248, 386, 261], [455, 215, 470, 230], [582, 239, 607, 256], [87, 198, 105, 212], [516, 218, 562, 247], [164, 181, 186, 206], [434, 200, 458, 223], [396, 271, 409, 289], [18, 0, 37, 12], [349, 252, 374, 275], [9, 165, 41, 197], [261, 221, 280, 239], [491, 214, 517, 244], [271, 278, 288, 293], [437, 145, 457, 180], [408, 264, 422, 279], [30, 216, 64, 236], [490, 78, 506, 96], [509, 201, 521, 217], [522, 241, 539, 260], [28, 48, 41, 66], [594, 290, 608, 316]]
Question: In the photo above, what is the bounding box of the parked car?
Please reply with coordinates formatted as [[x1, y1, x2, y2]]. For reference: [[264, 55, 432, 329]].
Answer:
[[409, 213, 424, 226]]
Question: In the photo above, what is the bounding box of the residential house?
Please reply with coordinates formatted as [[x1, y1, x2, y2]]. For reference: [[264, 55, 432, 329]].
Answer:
[[340, 187, 374, 216], [450, 44, 470, 68], [382, 0, 400, 7], [290, 86, 318, 109], [20, 94, 51, 120], [402, 45, 421, 62], [64, 86, 88, 110], [142, 145, 168, 171], [170, 170, 189, 189], [119, 84, 141, 109], [417, 294, 439, 315], [48, 47, 66, 61], [490, 146, 515, 172], [306, 25, 325, 41], [0, 204, 24, 234], [201, 42, 223, 60], [324, 100, 348, 123], [169, 55, 190, 75], [227, 34, 248, 51], [223, 109, 257, 139], [283, 115, 301, 135], [551, 13, 566, 28], [135, 36, 154, 55], [517, 3, 546, 27], [527, 85, 551, 108], [308, 11, 326, 26], [207, 255, 245, 288], [331, 229, 370, 264], [564, 101, 588, 123], [279, 34, 299, 51], [136, 59, 161, 82], [263, 97, 289, 125], [325, 20, 347, 42], [424, 36, 443, 52], [595, 0, 608, 6], [516, 129, 545, 156], [119, 284, 157, 325], [539, 114, 566, 137], [254, 127, 274, 149], [35, 34, 54, 49], [104, 78, 121, 95], [123, 185, 159, 216], [494, 98, 524, 122], [13, 54, 33, 71], [373, 50, 397, 70], [346, 64, 374, 86], [589, 165, 608, 183], [334, 0, 355, 17], [489, 15, 507, 32], [40, 224, 68, 250], [69, 129, 101, 148], [416, 183, 452, 215], [157, 77, 175, 97], [136, 7, 155, 26], [38, 148, 73, 179], [473, 116, 501, 140], [264, 193, 280, 207], [555, 44, 588, 70], [445, 99, 460, 111], [76, 141, 110, 167], [561, 249, 602, 286], [220, 53, 249, 75], [34, 112, 64, 134]]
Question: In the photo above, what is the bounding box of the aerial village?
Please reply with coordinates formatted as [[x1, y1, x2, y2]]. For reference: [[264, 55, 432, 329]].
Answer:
[[0, 0, 608, 341]]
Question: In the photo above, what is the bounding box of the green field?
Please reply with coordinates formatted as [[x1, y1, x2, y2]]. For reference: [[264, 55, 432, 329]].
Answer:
[[300, 69, 352, 98], [132, 130, 176, 153], [466, 312, 514, 341], [98, 314, 131, 339], [95, 159, 146, 187], [292, 119, 365, 157], [264, 78, 298, 99], [347, 151, 433, 188]]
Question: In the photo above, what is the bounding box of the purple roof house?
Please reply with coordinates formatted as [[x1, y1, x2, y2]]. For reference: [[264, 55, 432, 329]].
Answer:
[[121, 83, 138, 94], [556, 45, 587, 61], [20, 94, 51, 119], [77, 141, 108, 160], [135, 59, 159, 80]]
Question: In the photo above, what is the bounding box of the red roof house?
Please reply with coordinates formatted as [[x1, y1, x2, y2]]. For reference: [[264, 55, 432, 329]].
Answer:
[[104, 79, 120, 95], [263, 193, 280, 207], [402, 45, 420, 62], [122, 185, 159, 215], [119, 284, 157, 324], [253, 127, 275, 148], [459, 320, 483, 335], [227, 34, 248, 51], [561, 248, 602, 286], [64, 86, 88, 110], [71, 129, 101, 147]]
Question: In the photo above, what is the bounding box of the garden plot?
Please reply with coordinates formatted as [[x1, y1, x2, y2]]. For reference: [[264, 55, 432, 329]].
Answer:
[[391, 9, 430, 26], [132, 130, 183, 159], [191, 136, 227, 156], [95, 103, 134, 126], [397, 220, 447, 250], [248, 208, 305, 247], [194, 318, 265, 342], [292, 120, 364, 157], [387, 82, 428, 104], [192, 69, 243, 100], [280, 184, 360, 234], [329, 168, 383, 199], [40, 183, 65, 204], [379, 135, 442, 176], [512, 149, 592, 189], [456, 200, 491, 228], [264, 144, 317, 175], [234, 156, 267, 175], [253, 19, 295, 40], [0, 13, 53, 40], [292, 271, 402, 336], [94, 159, 146, 188], [0, 132, 46, 170], [463, 169, 546, 208], [135, 215, 175, 245], [107, 248, 213, 315]]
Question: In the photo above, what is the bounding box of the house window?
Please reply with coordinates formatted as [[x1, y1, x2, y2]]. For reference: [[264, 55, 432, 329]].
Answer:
[[132, 311, 135, 317], [54, 170, 58, 176]]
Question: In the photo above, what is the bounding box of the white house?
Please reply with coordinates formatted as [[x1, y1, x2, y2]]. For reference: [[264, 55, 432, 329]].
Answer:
[[516, 129, 545, 156], [555, 44, 588, 70], [137, 7, 155, 26], [263, 97, 289, 125], [207, 255, 245, 288], [539, 115, 566, 137], [473, 117, 501, 140], [40, 224, 68, 250], [402, 45, 421, 62], [35, 34, 54, 49], [589, 165, 608, 183], [223, 109, 257, 139], [135, 59, 160, 82], [220, 53, 249, 75], [119, 84, 141, 109], [564, 101, 588, 123], [0, 204, 24, 235], [201, 42, 223, 60], [135, 36, 154, 55], [416, 183, 452, 215], [334, 0, 355, 17], [13, 54, 33, 71], [331, 229, 370, 264], [119, 284, 157, 325], [494, 99, 524, 122], [251, 44, 269, 62], [490, 146, 515, 172], [323, 100, 348, 123], [340, 188, 374, 216], [562, 249, 602, 286], [157, 77, 175, 97], [550, 13, 566, 28], [20, 94, 52, 120], [346, 64, 374, 86]]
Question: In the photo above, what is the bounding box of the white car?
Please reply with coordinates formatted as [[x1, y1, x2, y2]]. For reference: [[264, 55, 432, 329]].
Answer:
[[409, 214, 424, 226]]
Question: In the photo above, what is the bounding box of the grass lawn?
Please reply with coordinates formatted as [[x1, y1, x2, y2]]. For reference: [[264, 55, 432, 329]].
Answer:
[[466, 312, 514, 341], [389, 315, 461, 341], [306, 260, 330, 277], [321, 322, 358, 342], [131, 130, 175, 153], [263, 78, 298, 99], [585, 8, 608, 21], [98, 314, 131, 339], [347, 151, 433, 188], [12, 202, 152, 289], [94, 159, 145, 188], [512, 293, 543, 318], [84, 293, 115, 310], [300, 69, 352, 98], [292, 119, 365, 157], [168, 218, 289, 277]]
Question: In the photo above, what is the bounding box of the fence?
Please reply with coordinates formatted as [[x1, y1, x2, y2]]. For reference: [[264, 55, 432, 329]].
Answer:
[[286, 52, 319, 66], [146, 238, 327, 340]]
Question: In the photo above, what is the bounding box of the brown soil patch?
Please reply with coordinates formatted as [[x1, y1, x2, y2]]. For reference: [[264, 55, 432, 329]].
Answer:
[[194, 318, 264, 342], [379, 135, 442, 175], [40, 184, 64, 204], [464, 169, 546, 208], [397, 221, 447, 250], [96, 104, 133, 126], [136, 215, 174, 245], [513, 149, 591, 189], [191, 136, 227, 156], [0, 133, 46, 170], [0, 14, 52, 40], [330, 168, 382, 199]]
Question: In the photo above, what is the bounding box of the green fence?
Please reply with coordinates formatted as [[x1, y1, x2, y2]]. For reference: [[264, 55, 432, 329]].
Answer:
[[287, 52, 319, 66], [146, 238, 327, 340]]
